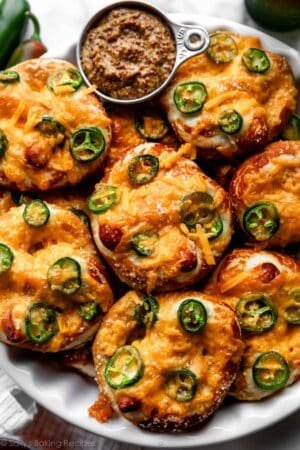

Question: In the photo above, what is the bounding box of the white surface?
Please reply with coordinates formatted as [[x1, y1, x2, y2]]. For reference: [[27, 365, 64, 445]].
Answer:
[[0, 5, 299, 447]]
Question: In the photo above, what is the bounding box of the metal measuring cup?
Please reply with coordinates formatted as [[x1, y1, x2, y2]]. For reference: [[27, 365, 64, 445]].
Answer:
[[76, 0, 210, 104]]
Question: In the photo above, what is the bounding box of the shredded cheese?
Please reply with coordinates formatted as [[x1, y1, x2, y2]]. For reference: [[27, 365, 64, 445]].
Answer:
[[53, 85, 75, 95], [219, 271, 249, 293], [159, 143, 197, 169], [10, 101, 26, 125], [180, 223, 215, 266]]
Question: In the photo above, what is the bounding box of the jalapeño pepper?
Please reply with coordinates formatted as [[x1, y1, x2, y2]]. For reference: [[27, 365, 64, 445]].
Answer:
[[105, 345, 144, 389], [0, 243, 13, 273], [70, 127, 105, 163], [252, 351, 290, 390], [128, 154, 159, 185], [281, 115, 300, 141], [284, 289, 300, 325], [79, 301, 101, 321], [243, 201, 279, 241], [165, 368, 197, 402], [47, 257, 81, 295], [25, 302, 58, 344], [134, 294, 159, 328], [0, 0, 30, 68], [178, 299, 207, 333], [6, 12, 47, 68], [174, 82, 207, 114], [236, 293, 277, 333], [130, 231, 158, 257], [242, 48, 271, 73], [207, 33, 238, 64]]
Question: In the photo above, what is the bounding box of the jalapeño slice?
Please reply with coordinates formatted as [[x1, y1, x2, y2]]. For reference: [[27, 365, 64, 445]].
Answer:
[[204, 215, 223, 240], [48, 68, 83, 92], [79, 301, 101, 321], [207, 33, 238, 64], [35, 115, 65, 137], [105, 345, 143, 389], [88, 186, 117, 214], [134, 294, 159, 328], [135, 108, 168, 140], [128, 154, 159, 185], [0, 70, 20, 83], [130, 231, 158, 257], [23, 200, 50, 227], [236, 293, 277, 333], [0, 129, 8, 158], [178, 299, 207, 333], [180, 191, 215, 229], [47, 257, 81, 295], [0, 243, 13, 274], [165, 368, 197, 402], [284, 289, 300, 325], [174, 82, 207, 114], [218, 109, 243, 134], [243, 201, 279, 241], [253, 351, 290, 391], [281, 115, 300, 141], [70, 127, 105, 163], [25, 302, 58, 344], [242, 48, 271, 73]]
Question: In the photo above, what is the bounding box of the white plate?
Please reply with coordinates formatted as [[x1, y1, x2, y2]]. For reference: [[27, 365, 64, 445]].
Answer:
[[1, 14, 300, 449]]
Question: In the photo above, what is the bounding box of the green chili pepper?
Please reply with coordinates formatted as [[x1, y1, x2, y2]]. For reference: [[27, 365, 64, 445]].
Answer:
[[0, 0, 30, 69], [23, 199, 50, 227], [105, 345, 144, 389], [88, 186, 117, 214], [35, 115, 65, 137], [0, 70, 20, 83], [79, 301, 101, 321], [48, 68, 83, 92], [218, 109, 243, 134], [236, 293, 277, 333], [47, 257, 81, 295], [134, 294, 159, 328], [281, 115, 300, 141], [180, 191, 215, 228], [0, 243, 13, 274], [6, 12, 47, 68], [283, 289, 300, 325], [70, 127, 105, 163], [178, 299, 207, 333], [204, 215, 223, 240], [25, 302, 58, 344], [165, 368, 197, 402], [174, 82, 207, 114], [242, 48, 271, 73], [135, 107, 168, 140], [128, 154, 159, 185], [70, 208, 90, 228], [130, 231, 158, 257], [0, 129, 8, 158], [253, 351, 290, 390], [207, 33, 238, 64], [243, 201, 279, 241]]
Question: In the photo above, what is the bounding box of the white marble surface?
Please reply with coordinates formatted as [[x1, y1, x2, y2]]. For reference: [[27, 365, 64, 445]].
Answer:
[[0, 1, 299, 449]]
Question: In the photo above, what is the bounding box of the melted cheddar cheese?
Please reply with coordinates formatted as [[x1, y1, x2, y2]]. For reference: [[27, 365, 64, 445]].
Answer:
[[204, 249, 300, 400], [160, 32, 297, 159], [91, 143, 233, 292], [93, 290, 243, 431], [0, 58, 111, 191]]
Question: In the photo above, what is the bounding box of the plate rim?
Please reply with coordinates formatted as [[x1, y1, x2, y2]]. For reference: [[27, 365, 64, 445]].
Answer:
[[1, 13, 300, 449]]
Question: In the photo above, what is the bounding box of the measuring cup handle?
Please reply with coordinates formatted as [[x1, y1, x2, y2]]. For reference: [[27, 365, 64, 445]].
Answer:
[[169, 22, 210, 65]]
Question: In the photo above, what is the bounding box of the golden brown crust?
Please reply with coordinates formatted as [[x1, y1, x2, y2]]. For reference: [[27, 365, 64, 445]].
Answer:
[[204, 248, 300, 400], [0, 203, 113, 352], [93, 290, 243, 432], [160, 32, 297, 159], [90, 143, 233, 292], [229, 140, 300, 247], [0, 58, 111, 191]]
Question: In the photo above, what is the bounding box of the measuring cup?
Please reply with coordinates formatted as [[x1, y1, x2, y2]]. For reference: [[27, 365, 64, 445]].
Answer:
[[77, 0, 210, 104]]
